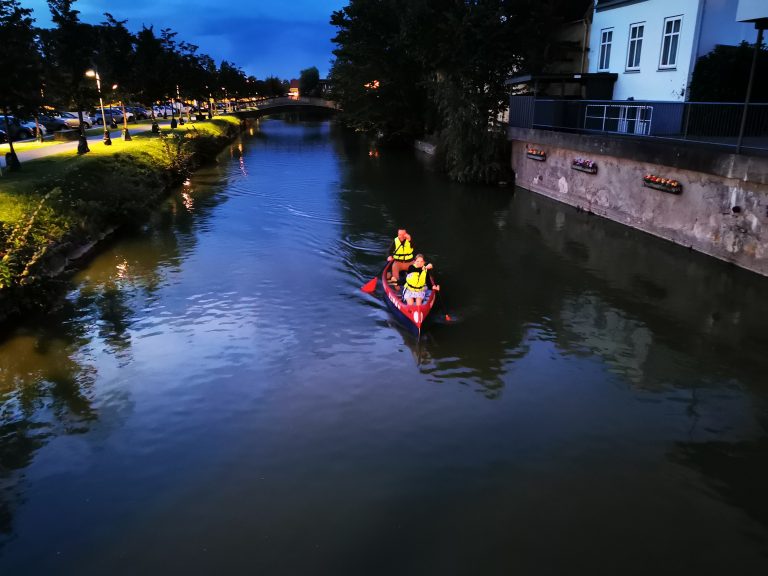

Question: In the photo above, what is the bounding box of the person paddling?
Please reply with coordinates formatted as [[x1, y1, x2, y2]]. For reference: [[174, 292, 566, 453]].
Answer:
[[386, 228, 414, 285], [403, 254, 439, 306]]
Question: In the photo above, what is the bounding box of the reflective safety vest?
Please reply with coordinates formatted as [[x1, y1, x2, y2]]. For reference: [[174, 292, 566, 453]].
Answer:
[[392, 237, 413, 261], [405, 267, 428, 291]]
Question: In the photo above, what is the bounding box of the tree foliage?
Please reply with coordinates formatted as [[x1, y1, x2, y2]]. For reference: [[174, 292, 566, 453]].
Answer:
[[330, 0, 578, 183], [299, 66, 320, 97], [0, 0, 42, 114], [0, 0, 43, 164]]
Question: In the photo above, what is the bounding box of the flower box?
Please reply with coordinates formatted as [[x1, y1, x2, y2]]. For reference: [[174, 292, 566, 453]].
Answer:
[[572, 158, 597, 174], [526, 148, 546, 161], [642, 174, 682, 195]]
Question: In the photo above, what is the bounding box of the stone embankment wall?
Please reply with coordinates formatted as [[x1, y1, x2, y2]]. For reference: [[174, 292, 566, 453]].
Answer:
[[509, 127, 768, 276]]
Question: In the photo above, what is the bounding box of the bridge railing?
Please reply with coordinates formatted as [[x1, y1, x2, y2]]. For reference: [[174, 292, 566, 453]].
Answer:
[[237, 96, 339, 111]]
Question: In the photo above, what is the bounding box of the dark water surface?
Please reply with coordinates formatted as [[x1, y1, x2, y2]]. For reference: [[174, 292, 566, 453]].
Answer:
[[2, 118, 768, 575]]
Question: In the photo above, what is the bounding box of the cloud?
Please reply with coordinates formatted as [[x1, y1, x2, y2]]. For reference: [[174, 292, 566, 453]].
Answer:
[[23, 0, 345, 78], [191, 16, 337, 78]]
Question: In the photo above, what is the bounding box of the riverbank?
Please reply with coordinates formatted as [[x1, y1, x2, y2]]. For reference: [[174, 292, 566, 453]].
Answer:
[[0, 116, 241, 323]]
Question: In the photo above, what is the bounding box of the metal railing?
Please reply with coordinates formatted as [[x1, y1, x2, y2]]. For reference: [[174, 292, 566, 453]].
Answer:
[[240, 96, 339, 110], [508, 96, 768, 153]]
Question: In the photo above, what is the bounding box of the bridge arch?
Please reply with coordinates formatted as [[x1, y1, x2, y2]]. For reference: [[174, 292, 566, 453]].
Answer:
[[233, 96, 340, 119]]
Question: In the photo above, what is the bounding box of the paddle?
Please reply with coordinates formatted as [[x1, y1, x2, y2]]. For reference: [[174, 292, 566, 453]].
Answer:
[[360, 260, 390, 293], [428, 273, 456, 323]]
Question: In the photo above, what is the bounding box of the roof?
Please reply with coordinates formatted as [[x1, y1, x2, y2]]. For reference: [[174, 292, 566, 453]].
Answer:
[[561, 0, 594, 23]]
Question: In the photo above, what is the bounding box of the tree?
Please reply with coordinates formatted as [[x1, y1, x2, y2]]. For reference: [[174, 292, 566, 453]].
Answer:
[[43, 0, 100, 153], [133, 25, 167, 113], [299, 66, 320, 97], [218, 60, 248, 109], [329, 0, 579, 182], [329, 0, 430, 143], [0, 0, 43, 169]]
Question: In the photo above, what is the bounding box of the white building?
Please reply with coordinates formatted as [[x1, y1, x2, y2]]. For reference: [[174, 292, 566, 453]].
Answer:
[[589, 0, 757, 101]]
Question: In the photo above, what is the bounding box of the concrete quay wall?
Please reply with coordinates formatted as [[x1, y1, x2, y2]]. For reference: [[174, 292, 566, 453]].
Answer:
[[509, 127, 768, 276]]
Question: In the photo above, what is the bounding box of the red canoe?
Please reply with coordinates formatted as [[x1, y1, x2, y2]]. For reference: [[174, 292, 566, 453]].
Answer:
[[381, 261, 437, 337]]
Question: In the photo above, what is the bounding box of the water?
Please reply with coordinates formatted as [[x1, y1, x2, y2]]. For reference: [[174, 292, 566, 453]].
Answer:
[[1, 117, 767, 575]]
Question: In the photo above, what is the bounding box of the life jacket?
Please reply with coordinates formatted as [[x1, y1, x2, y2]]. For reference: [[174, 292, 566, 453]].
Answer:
[[392, 237, 413, 261], [405, 267, 427, 291]]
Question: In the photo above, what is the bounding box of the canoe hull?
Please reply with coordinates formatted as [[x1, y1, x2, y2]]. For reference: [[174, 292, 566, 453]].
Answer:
[[381, 261, 436, 336]]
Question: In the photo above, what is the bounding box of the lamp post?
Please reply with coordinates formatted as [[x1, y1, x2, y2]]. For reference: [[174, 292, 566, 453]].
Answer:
[[85, 68, 111, 146], [176, 84, 185, 126], [114, 84, 132, 141], [736, 20, 767, 153]]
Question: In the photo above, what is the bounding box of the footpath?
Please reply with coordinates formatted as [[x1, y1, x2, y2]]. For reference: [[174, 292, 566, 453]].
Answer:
[[1, 120, 177, 166]]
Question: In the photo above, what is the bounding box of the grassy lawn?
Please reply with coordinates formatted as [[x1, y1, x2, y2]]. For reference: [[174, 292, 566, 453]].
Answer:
[[0, 117, 216, 156]]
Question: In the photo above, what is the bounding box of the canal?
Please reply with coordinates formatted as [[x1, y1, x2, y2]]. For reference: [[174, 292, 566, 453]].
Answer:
[[1, 117, 767, 574]]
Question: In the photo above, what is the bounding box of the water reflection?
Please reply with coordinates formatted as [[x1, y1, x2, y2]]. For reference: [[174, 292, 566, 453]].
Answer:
[[672, 434, 768, 529], [0, 152, 239, 548], [0, 321, 97, 543]]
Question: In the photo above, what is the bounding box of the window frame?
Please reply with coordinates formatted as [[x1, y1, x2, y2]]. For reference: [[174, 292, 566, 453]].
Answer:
[[599, 28, 614, 71], [659, 15, 683, 69], [625, 22, 645, 71]]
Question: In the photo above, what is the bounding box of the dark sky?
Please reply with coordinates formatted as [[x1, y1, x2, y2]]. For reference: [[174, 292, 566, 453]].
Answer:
[[25, 0, 348, 79]]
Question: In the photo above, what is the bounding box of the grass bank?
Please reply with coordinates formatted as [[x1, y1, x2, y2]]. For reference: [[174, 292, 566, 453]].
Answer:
[[0, 116, 241, 320]]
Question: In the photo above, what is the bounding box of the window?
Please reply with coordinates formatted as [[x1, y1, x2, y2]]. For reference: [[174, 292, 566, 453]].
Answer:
[[660, 16, 682, 68], [626, 23, 644, 70], [599, 29, 613, 71]]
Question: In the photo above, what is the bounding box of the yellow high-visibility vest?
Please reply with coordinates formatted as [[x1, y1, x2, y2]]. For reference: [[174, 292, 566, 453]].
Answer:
[[405, 268, 427, 291], [392, 237, 413, 261]]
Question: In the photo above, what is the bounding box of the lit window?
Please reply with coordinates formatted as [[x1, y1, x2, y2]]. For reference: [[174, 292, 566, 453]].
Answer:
[[626, 23, 644, 70], [599, 29, 613, 71], [660, 16, 682, 68]]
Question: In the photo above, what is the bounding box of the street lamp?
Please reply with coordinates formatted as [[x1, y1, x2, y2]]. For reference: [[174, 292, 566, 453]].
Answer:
[[176, 84, 185, 126], [113, 84, 132, 141], [85, 68, 112, 146]]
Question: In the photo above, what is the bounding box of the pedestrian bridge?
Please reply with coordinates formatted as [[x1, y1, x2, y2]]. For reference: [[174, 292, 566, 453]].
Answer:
[[234, 97, 340, 118]]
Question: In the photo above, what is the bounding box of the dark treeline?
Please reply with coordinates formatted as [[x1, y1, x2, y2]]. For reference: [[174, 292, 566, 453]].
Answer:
[[0, 0, 289, 128], [329, 0, 577, 184]]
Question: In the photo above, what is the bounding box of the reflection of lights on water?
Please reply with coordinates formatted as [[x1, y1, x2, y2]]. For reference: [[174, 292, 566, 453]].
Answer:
[[249, 128, 254, 135], [368, 149, 379, 158], [116, 259, 130, 279], [183, 178, 191, 186], [182, 191, 194, 211], [239, 156, 248, 176], [238, 143, 243, 153]]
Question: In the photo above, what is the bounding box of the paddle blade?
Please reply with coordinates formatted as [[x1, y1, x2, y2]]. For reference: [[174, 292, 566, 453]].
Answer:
[[361, 277, 378, 293]]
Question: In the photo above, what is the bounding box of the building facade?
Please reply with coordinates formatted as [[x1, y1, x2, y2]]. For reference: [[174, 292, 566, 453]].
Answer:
[[589, 0, 756, 101]]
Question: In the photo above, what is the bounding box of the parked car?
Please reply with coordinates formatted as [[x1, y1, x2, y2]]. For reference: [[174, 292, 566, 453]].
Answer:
[[38, 114, 68, 132], [126, 106, 150, 120], [152, 105, 174, 117], [60, 111, 92, 129], [94, 108, 134, 125], [0, 116, 46, 140]]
